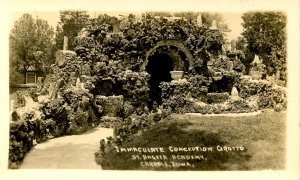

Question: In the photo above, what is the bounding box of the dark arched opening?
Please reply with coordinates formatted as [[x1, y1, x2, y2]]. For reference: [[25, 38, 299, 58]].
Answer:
[[146, 51, 173, 109], [208, 76, 235, 93]]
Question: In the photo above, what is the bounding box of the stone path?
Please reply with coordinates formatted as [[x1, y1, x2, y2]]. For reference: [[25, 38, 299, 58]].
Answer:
[[20, 127, 113, 169]]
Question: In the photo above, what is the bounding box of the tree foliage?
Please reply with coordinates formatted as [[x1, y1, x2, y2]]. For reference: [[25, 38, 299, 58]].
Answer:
[[9, 14, 55, 83], [241, 12, 287, 84], [34, 18, 56, 71], [55, 11, 90, 50], [173, 12, 231, 33], [236, 36, 255, 74]]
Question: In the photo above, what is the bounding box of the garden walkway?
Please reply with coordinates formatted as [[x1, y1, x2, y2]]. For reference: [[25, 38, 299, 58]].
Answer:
[[19, 127, 113, 169]]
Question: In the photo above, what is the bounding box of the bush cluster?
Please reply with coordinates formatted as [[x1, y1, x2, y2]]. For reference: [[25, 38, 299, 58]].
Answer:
[[236, 77, 287, 110], [9, 115, 51, 168]]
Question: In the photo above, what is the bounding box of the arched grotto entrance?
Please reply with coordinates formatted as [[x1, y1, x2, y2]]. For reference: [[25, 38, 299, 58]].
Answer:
[[145, 42, 193, 109], [146, 51, 173, 108]]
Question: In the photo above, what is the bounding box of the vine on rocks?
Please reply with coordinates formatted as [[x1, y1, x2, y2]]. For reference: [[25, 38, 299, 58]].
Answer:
[[83, 14, 226, 72]]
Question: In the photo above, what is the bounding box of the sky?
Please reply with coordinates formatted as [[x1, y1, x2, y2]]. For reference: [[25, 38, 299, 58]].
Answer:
[[10, 11, 244, 40], [222, 13, 244, 40]]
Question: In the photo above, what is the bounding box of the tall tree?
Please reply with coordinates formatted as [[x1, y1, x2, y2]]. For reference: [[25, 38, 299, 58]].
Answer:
[[34, 18, 55, 72], [9, 14, 55, 83], [55, 11, 90, 51], [241, 12, 287, 84]]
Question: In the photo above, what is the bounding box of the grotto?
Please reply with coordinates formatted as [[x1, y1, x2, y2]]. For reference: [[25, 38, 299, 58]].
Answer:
[[8, 14, 287, 169]]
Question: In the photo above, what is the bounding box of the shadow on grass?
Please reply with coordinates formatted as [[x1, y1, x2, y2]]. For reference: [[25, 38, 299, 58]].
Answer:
[[99, 120, 252, 170]]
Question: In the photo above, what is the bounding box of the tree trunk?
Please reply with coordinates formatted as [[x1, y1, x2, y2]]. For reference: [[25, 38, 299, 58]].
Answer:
[[23, 64, 27, 84], [24, 72, 27, 84]]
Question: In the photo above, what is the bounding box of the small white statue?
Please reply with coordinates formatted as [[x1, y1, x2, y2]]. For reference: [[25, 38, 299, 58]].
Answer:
[[231, 87, 240, 100], [231, 87, 239, 96], [253, 55, 261, 64], [76, 78, 81, 88]]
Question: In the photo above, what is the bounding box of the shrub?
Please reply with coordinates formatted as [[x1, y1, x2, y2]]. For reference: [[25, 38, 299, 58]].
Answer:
[[9, 119, 48, 169], [93, 95, 123, 117], [160, 75, 209, 102], [237, 78, 271, 98], [28, 88, 38, 102], [99, 116, 122, 128], [161, 96, 195, 114], [15, 91, 26, 108], [66, 107, 89, 135], [236, 77, 286, 111], [117, 70, 150, 107]]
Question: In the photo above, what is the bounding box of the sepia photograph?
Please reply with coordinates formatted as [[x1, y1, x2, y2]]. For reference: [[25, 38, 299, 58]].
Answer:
[[1, 0, 299, 179]]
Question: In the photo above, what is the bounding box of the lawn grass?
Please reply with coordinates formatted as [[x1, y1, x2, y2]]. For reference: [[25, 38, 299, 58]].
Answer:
[[98, 109, 286, 170]]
